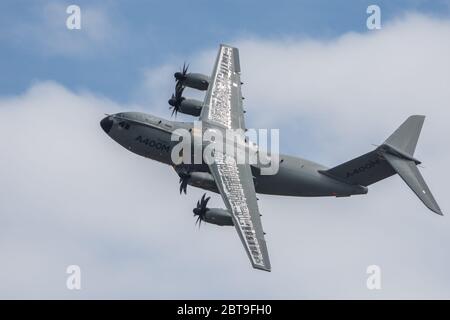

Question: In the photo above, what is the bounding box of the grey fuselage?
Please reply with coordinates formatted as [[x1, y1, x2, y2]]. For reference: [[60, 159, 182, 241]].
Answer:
[[100, 112, 367, 197]]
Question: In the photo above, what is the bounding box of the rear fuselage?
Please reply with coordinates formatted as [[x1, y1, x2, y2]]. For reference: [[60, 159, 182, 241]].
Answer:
[[100, 112, 367, 197]]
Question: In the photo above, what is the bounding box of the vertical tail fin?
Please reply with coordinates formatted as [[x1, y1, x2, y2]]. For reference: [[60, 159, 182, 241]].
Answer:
[[384, 115, 424, 157]]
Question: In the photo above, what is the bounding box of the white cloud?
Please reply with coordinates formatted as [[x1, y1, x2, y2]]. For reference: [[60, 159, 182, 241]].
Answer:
[[1, 13, 450, 298], [232, 14, 450, 163]]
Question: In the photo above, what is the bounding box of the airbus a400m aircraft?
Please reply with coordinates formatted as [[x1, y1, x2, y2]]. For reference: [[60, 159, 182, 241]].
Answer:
[[100, 44, 442, 271]]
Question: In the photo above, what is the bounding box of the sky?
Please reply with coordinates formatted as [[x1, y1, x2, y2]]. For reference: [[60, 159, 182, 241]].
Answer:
[[0, 0, 450, 299]]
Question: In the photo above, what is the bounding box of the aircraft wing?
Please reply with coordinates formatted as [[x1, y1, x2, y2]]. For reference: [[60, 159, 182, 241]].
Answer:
[[200, 44, 245, 130], [208, 151, 271, 271], [201, 45, 271, 271]]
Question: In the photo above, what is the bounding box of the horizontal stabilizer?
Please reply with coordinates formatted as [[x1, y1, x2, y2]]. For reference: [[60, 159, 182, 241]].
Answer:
[[383, 153, 442, 215]]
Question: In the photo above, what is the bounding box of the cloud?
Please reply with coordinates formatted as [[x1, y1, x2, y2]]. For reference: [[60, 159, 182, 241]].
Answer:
[[234, 14, 450, 162], [1, 13, 450, 298]]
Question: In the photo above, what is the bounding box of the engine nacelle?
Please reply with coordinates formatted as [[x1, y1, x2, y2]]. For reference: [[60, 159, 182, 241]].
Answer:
[[180, 73, 210, 91], [204, 208, 234, 226], [179, 99, 203, 116], [188, 172, 217, 192]]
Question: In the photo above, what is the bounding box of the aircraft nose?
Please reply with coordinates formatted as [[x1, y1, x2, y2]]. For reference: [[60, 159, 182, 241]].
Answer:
[[100, 116, 113, 134]]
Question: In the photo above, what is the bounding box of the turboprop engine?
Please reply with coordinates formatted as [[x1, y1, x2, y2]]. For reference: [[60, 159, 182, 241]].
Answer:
[[174, 63, 209, 91], [193, 194, 234, 227], [168, 97, 203, 117]]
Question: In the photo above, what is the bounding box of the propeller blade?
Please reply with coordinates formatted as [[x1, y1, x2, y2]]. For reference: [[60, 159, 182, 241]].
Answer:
[[178, 171, 190, 194], [196, 215, 202, 228], [181, 179, 187, 194], [192, 193, 210, 228], [175, 83, 184, 98]]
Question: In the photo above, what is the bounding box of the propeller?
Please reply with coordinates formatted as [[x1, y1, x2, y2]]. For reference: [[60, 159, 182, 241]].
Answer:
[[178, 170, 190, 194], [169, 63, 189, 117], [174, 62, 189, 87], [193, 193, 210, 227], [168, 85, 185, 117]]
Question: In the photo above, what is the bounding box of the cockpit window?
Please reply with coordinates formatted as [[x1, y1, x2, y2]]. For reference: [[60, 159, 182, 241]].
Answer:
[[118, 121, 130, 130]]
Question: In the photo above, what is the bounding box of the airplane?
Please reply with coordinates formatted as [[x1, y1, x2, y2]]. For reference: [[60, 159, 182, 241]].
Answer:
[[100, 44, 442, 272]]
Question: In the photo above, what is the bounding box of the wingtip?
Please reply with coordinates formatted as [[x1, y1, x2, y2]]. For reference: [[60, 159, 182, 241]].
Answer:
[[220, 43, 237, 50], [253, 264, 271, 272], [409, 114, 426, 120]]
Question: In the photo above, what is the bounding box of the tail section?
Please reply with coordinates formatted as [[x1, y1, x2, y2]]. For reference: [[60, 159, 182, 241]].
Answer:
[[324, 149, 395, 187], [323, 115, 442, 215], [384, 115, 424, 157]]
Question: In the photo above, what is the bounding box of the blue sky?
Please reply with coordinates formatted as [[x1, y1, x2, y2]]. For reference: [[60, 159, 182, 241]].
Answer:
[[1, 0, 449, 103]]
